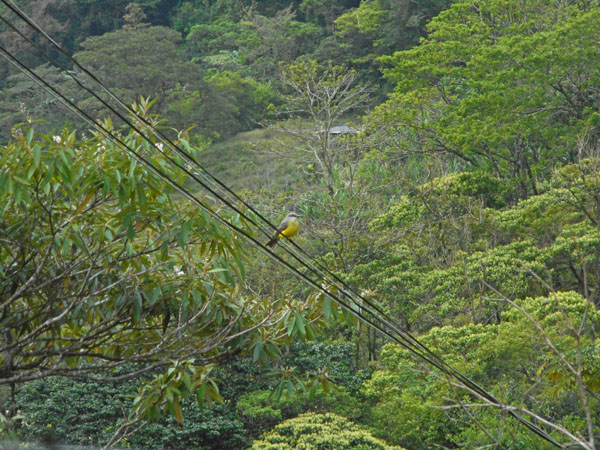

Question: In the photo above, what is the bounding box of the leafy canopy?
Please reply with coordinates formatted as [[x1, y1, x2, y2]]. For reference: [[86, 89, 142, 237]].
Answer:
[[0, 105, 332, 435], [377, 0, 600, 197]]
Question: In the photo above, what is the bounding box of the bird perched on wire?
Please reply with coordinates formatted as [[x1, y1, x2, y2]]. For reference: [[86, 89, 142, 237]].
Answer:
[[266, 212, 300, 248]]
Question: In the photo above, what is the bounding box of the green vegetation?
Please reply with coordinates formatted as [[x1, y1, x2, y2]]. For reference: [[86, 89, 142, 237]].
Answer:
[[251, 412, 406, 450], [15, 372, 249, 449], [1, 0, 600, 448]]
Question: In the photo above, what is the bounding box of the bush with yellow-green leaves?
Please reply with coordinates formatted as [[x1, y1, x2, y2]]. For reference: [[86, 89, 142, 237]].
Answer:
[[251, 412, 405, 450]]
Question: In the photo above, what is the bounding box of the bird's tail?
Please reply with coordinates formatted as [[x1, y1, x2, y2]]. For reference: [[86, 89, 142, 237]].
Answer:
[[266, 237, 278, 248]]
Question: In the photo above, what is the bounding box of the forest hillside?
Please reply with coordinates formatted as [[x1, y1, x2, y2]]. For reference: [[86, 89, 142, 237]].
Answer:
[[0, 0, 599, 449]]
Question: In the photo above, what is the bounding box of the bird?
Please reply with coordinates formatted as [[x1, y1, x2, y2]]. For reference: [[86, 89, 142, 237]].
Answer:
[[266, 212, 300, 248]]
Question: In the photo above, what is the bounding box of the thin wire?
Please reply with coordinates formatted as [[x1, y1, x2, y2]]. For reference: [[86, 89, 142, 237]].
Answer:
[[0, 20, 567, 449]]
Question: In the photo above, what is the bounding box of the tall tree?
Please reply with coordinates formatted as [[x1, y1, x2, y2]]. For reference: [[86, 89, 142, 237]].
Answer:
[[0, 64, 83, 141], [237, 6, 321, 80], [72, 22, 243, 137], [0, 0, 68, 85], [267, 59, 371, 196], [257, 59, 376, 271], [332, 0, 453, 88], [73, 25, 198, 113], [252, 412, 405, 449], [375, 0, 600, 200]]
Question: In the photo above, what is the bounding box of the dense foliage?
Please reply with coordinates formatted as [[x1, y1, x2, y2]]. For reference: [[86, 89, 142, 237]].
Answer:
[[251, 412, 406, 449], [0, 109, 333, 446], [376, 0, 600, 199], [15, 372, 249, 449], [1, 0, 600, 448]]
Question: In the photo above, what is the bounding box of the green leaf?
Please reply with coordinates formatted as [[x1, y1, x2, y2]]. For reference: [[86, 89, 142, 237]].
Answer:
[[287, 314, 296, 336], [33, 144, 41, 168], [129, 157, 137, 179], [61, 236, 71, 255], [323, 296, 332, 320], [150, 287, 162, 306], [294, 311, 306, 336], [13, 176, 31, 186], [182, 371, 192, 393], [252, 339, 263, 362], [132, 291, 143, 323], [178, 221, 191, 247], [308, 380, 319, 400], [274, 381, 284, 401], [196, 384, 206, 407], [137, 186, 147, 212]]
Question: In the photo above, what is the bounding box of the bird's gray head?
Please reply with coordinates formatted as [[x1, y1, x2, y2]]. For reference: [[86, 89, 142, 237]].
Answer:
[[287, 212, 300, 218]]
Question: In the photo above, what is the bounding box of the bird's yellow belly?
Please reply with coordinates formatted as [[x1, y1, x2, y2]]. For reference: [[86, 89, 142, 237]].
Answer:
[[279, 220, 299, 238]]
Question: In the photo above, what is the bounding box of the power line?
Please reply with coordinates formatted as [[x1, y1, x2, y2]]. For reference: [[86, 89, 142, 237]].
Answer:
[[0, 8, 569, 448]]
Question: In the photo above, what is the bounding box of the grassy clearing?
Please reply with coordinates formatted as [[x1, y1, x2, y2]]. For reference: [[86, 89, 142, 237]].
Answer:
[[188, 128, 306, 196]]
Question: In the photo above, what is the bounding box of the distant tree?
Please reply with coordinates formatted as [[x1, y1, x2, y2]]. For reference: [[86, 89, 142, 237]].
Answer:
[[267, 59, 371, 196], [170, 1, 212, 35], [0, 0, 68, 84], [299, 0, 350, 32], [73, 25, 200, 114], [0, 19, 226, 139], [237, 6, 321, 80], [0, 0, 175, 76], [259, 59, 376, 271], [184, 18, 241, 62], [333, 0, 453, 87], [363, 292, 600, 449], [0, 64, 83, 141], [204, 70, 280, 130], [15, 373, 250, 449], [72, 22, 246, 137], [122, 2, 150, 29]]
